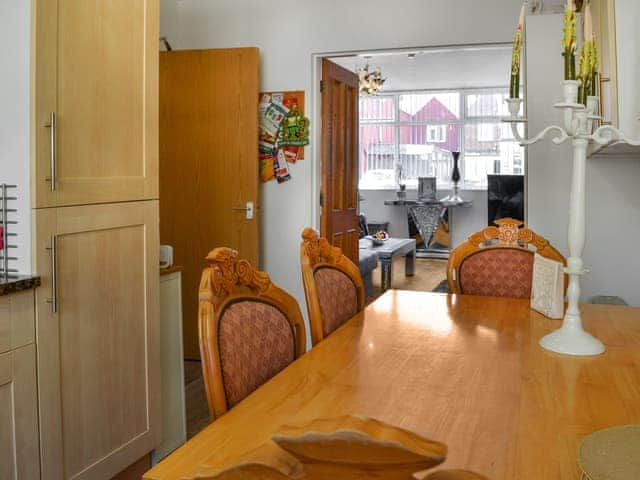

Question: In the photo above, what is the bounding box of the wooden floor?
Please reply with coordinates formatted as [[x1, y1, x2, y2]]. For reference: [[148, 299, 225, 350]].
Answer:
[[184, 360, 211, 439], [183, 258, 447, 439], [371, 257, 447, 297]]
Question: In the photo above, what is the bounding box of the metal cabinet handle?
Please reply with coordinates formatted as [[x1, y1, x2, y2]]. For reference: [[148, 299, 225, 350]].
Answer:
[[44, 112, 57, 191], [46, 236, 58, 313]]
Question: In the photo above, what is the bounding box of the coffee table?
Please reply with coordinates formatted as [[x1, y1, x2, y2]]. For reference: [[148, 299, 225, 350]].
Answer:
[[359, 238, 416, 292]]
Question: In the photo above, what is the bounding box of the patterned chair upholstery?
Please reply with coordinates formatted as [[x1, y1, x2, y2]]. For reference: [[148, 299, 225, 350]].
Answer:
[[218, 301, 296, 407], [314, 267, 359, 337], [300, 228, 365, 346], [199, 248, 306, 419], [447, 218, 565, 299]]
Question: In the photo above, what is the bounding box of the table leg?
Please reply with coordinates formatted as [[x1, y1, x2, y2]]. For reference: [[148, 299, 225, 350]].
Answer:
[[405, 248, 416, 277], [380, 258, 392, 292]]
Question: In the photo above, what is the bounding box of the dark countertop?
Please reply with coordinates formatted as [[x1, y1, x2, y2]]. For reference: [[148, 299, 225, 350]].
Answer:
[[0, 275, 41, 296]]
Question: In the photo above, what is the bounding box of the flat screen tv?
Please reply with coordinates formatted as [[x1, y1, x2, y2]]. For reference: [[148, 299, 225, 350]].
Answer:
[[487, 175, 524, 225]]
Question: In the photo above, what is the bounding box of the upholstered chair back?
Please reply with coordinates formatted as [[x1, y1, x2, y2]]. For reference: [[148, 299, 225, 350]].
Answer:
[[199, 248, 306, 419], [300, 228, 365, 346], [447, 218, 566, 299]]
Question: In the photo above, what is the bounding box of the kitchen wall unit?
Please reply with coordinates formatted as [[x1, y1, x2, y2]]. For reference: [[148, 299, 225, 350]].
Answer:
[[591, 0, 640, 154], [32, 0, 159, 208], [31, 0, 161, 478]]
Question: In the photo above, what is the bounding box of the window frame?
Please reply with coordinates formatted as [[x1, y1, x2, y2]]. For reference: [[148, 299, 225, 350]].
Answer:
[[358, 86, 524, 190]]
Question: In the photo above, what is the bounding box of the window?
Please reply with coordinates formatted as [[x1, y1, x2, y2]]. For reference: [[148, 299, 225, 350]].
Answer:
[[358, 88, 524, 190], [426, 125, 446, 143]]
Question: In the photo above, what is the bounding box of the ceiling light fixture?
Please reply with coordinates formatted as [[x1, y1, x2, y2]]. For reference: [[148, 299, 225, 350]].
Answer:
[[357, 64, 386, 95]]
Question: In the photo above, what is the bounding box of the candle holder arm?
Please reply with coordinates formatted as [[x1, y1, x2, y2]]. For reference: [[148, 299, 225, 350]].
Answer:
[[588, 125, 640, 146], [508, 122, 570, 146]]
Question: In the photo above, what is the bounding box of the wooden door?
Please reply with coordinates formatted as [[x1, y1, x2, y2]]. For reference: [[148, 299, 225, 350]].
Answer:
[[321, 59, 360, 263], [34, 201, 160, 480], [160, 48, 260, 360], [32, 0, 159, 208], [0, 344, 40, 480]]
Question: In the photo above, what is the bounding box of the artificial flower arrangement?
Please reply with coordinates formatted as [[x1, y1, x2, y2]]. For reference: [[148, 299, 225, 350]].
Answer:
[[577, 1, 599, 104], [510, 3, 526, 98], [562, 0, 578, 81]]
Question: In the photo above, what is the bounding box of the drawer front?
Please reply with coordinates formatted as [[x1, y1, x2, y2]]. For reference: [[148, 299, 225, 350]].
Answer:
[[0, 290, 35, 354]]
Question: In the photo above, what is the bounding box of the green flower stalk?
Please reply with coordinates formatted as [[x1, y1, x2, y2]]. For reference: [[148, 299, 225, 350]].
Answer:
[[510, 3, 526, 98], [579, 1, 600, 100], [511, 28, 523, 98], [562, 4, 577, 80]]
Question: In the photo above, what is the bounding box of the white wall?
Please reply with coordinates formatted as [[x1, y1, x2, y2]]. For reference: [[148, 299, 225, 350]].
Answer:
[[0, 0, 31, 275], [160, 0, 522, 316], [527, 15, 640, 306]]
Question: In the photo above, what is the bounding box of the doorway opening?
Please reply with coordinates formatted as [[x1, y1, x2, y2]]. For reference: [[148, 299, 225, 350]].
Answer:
[[319, 44, 524, 298]]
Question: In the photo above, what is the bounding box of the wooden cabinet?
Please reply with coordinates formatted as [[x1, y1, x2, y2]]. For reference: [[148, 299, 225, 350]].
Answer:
[[0, 290, 36, 354], [34, 201, 160, 480], [0, 291, 39, 480], [0, 344, 40, 480], [591, 0, 640, 147], [151, 269, 186, 465], [32, 0, 159, 208]]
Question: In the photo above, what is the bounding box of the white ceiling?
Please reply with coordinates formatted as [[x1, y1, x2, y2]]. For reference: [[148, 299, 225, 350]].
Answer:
[[330, 45, 513, 92]]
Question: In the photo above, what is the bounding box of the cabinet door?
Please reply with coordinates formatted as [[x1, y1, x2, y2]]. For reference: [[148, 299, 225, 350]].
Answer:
[[34, 201, 160, 480], [33, 0, 159, 208], [0, 344, 41, 480]]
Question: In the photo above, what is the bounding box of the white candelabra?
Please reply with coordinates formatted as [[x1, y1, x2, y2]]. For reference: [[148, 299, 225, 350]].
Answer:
[[505, 81, 640, 356]]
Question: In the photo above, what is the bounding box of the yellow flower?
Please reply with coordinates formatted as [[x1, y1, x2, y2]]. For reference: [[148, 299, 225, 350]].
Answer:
[[511, 30, 522, 75], [563, 6, 577, 53]]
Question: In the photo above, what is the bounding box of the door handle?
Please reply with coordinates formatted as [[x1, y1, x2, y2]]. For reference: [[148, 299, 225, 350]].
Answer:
[[232, 201, 254, 219], [45, 236, 58, 313], [44, 112, 57, 191]]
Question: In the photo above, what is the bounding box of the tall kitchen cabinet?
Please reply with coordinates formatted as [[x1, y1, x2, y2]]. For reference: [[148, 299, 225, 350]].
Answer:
[[31, 1, 161, 479]]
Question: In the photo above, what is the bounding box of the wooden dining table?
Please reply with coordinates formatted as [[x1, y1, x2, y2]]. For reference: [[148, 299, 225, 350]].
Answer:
[[144, 291, 640, 480]]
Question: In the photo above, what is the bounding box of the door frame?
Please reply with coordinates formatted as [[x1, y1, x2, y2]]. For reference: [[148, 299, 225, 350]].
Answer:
[[310, 42, 528, 230]]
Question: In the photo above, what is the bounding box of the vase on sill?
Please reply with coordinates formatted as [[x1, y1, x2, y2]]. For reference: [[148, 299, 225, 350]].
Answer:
[[396, 184, 407, 201], [441, 151, 464, 203]]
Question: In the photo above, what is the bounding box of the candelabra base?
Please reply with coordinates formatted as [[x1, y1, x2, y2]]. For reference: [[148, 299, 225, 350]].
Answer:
[[539, 315, 605, 356]]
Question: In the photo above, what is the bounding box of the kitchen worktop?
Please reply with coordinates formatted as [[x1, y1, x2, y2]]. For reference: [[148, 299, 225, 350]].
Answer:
[[0, 275, 41, 296]]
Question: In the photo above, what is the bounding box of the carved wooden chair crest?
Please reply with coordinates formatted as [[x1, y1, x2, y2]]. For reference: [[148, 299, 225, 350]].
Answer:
[[199, 248, 306, 419], [447, 218, 566, 299], [300, 228, 365, 346]]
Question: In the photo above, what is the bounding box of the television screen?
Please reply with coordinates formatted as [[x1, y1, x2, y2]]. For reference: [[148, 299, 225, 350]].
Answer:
[[487, 175, 524, 225]]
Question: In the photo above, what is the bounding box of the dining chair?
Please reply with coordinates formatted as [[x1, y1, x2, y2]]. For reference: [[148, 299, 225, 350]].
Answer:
[[300, 228, 365, 346], [198, 247, 306, 419], [447, 218, 565, 299]]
